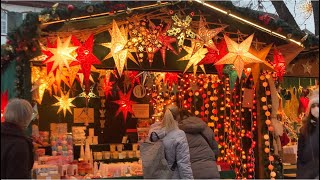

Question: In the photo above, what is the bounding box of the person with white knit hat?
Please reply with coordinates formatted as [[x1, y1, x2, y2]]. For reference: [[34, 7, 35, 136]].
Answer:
[[297, 87, 319, 179]]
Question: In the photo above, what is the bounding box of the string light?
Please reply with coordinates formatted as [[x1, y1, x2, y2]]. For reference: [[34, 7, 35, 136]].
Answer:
[[193, 0, 304, 47]]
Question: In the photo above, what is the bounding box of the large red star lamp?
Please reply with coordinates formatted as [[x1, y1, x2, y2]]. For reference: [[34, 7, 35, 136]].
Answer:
[[273, 48, 286, 81], [198, 38, 228, 78], [113, 89, 136, 123], [71, 34, 101, 94]]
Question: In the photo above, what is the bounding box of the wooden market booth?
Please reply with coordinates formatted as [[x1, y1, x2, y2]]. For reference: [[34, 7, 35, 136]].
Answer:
[[1, 1, 318, 179]]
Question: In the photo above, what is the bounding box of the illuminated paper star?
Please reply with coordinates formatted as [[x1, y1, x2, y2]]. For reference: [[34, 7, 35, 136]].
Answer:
[[194, 16, 225, 53], [71, 34, 101, 91], [113, 89, 137, 123], [156, 24, 178, 65], [215, 34, 263, 79], [102, 76, 114, 98], [52, 91, 76, 117], [77, 72, 94, 88], [164, 73, 179, 85], [244, 44, 274, 87], [31, 68, 55, 104], [273, 48, 286, 81], [100, 20, 136, 76], [198, 39, 228, 78], [167, 14, 197, 46], [67, 65, 81, 87], [44, 36, 78, 73], [179, 40, 208, 75]]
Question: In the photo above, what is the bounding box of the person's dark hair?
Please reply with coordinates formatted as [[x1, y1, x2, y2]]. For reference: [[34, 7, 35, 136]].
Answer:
[[179, 109, 193, 120], [300, 111, 317, 137]]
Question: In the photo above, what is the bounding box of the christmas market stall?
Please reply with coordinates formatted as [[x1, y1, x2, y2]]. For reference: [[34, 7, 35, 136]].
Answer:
[[1, 1, 319, 179]]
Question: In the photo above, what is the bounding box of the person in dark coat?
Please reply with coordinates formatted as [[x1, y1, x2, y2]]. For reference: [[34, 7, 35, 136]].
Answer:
[[1, 98, 34, 179], [297, 88, 319, 179], [169, 106, 220, 179]]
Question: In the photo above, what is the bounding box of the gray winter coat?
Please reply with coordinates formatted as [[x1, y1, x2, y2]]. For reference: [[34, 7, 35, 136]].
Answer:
[[149, 122, 194, 179], [179, 116, 220, 179]]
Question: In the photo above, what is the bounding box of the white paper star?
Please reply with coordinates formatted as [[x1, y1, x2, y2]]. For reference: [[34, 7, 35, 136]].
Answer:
[[302, 61, 312, 74]]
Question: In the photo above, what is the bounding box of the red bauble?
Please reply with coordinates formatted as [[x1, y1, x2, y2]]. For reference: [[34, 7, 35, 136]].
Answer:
[[67, 4, 74, 11]]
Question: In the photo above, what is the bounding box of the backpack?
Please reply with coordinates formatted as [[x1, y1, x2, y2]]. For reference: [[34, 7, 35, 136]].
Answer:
[[140, 132, 177, 179]]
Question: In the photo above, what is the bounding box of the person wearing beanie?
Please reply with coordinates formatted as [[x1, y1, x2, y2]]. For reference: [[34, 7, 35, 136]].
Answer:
[[296, 88, 319, 179], [1, 98, 34, 179]]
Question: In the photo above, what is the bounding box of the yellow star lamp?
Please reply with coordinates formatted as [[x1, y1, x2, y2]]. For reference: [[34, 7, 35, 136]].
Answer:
[[45, 36, 78, 73], [245, 44, 275, 87], [179, 40, 208, 75], [215, 34, 263, 78], [52, 91, 76, 117]]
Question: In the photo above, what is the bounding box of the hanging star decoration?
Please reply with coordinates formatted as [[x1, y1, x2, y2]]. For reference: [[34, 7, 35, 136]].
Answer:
[[167, 14, 197, 47], [178, 40, 208, 75], [164, 72, 179, 86], [124, 71, 140, 90], [70, 34, 101, 93], [77, 72, 95, 88], [41, 38, 55, 74], [302, 61, 312, 74], [155, 24, 178, 65], [54, 69, 70, 89], [101, 73, 114, 98], [113, 88, 137, 123], [67, 65, 81, 87], [194, 16, 225, 53], [31, 68, 55, 104], [198, 38, 228, 78], [43, 36, 78, 73], [244, 43, 274, 87], [273, 48, 286, 81], [215, 34, 263, 79], [100, 20, 136, 76], [52, 91, 76, 117], [286, 63, 295, 74]]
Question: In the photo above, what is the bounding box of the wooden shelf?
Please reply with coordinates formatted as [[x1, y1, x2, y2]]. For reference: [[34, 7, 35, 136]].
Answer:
[[93, 158, 140, 164], [283, 165, 297, 170]]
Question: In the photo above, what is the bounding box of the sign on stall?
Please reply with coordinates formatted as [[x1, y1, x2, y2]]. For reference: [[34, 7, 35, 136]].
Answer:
[[132, 104, 149, 118]]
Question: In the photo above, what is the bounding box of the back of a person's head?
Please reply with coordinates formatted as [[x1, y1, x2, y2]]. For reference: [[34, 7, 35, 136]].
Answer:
[[166, 104, 179, 120], [179, 109, 193, 119], [4, 98, 33, 129], [162, 108, 178, 132]]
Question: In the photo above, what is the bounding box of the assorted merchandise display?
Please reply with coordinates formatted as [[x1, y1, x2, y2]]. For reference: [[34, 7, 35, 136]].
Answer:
[[2, 1, 318, 179]]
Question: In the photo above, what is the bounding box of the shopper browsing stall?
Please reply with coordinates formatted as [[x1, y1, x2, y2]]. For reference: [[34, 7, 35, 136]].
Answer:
[[1, 99, 35, 179], [297, 88, 319, 179]]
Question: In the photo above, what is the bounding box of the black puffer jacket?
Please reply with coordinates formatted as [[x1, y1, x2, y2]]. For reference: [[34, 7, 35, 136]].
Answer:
[[1, 122, 34, 179], [296, 120, 319, 179], [179, 116, 220, 179]]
